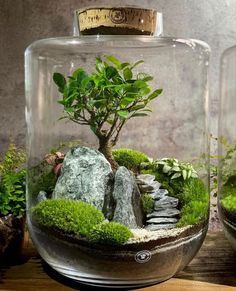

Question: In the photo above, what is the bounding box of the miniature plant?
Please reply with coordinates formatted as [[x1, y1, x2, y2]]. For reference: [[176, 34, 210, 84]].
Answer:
[[221, 195, 236, 214], [0, 144, 26, 218], [89, 221, 133, 245], [32, 199, 105, 237], [155, 158, 198, 180], [112, 148, 149, 173], [177, 178, 209, 226], [53, 55, 162, 169], [141, 194, 155, 214]]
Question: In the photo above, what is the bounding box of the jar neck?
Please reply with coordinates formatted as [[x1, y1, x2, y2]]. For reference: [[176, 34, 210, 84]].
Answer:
[[73, 7, 163, 37]]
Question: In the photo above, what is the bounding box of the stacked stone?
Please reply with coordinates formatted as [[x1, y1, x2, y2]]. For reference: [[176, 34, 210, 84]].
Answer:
[[136, 174, 180, 231]]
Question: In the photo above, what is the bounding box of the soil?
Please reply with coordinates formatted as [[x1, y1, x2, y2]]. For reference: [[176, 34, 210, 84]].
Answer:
[[0, 214, 25, 257], [32, 219, 207, 254]]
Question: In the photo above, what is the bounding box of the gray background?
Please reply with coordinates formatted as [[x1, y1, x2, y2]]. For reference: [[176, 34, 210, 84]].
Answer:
[[0, 0, 236, 229], [0, 0, 236, 151]]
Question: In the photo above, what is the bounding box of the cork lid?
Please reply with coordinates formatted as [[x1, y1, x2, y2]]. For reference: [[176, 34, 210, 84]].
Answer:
[[74, 7, 163, 36]]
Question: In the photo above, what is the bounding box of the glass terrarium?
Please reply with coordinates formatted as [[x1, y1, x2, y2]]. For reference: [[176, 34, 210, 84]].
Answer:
[[25, 6, 210, 288], [218, 45, 236, 251]]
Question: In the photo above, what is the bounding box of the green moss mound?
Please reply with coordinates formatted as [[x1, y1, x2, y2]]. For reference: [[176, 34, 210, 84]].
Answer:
[[141, 194, 155, 214], [112, 148, 149, 173], [177, 178, 209, 227], [89, 221, 133, 245], [32, 199, 105, 237], [221, 185, 236, 213]]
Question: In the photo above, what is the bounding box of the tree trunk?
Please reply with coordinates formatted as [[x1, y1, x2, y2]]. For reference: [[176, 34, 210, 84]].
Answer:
[[98, 138, 118, 171]]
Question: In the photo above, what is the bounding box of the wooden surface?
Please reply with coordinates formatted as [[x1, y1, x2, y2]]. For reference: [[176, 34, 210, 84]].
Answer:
[[0, 231, 235, 290]]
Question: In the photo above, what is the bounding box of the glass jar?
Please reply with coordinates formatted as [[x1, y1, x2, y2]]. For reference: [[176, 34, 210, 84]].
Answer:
[[218, 45, 236, 251], [25, 7, 210, 288]]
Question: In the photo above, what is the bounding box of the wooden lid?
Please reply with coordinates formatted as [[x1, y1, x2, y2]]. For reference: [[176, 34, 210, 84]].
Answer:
[[75, 7, 161, 36]]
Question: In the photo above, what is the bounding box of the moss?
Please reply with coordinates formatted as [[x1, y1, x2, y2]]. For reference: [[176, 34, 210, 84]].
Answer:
[[177, 200, 209, 227], [221, 185, 236, 213], [32, 199, 105, 237], [89, 221, 133, 245], [177, 178, 209, 227], [141, 194, 155, 214], [112, 148, 149, 173]]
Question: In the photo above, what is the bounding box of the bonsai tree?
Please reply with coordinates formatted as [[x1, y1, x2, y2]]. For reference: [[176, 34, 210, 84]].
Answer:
[[53, 55, 162, 169]]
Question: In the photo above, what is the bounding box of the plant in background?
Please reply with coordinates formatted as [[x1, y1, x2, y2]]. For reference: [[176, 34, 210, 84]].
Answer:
[[0, 144, 26, 218], [53, 55, 162, 169]]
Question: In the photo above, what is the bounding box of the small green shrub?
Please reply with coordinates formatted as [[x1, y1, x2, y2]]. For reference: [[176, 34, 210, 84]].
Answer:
[[89, 221, 133, 245], [177, 178, 209, 227], [221, 195, 236, 213], [32, 199, 105, 237], [112, 148, 149, 173], [28, 162, 57, 199], [177, 200, 209, 227], [141, 194, 155, 214], [0, 144, 26, 217], [155, 158, 198, 180], [221, 185, 236, 213]]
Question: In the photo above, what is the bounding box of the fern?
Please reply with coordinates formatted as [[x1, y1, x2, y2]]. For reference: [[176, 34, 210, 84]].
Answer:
[[0, 144, 26, 217]]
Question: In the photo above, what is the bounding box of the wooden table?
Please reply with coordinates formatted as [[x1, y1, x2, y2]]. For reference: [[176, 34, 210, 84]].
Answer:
[[0, 231, 235, 290]]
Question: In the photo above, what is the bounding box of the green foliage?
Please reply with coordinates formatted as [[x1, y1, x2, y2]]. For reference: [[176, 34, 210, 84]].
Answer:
[[177, 178, 209, 227], [28, 162, 57, 199], [141, 161, 209, 227], [177, 200, 209, 227], [32, 199, 105, 237], [141, 194, 155, 214], [0, 143, 26, 173], [0, 144, 26, 217], [89, 221, 133, 245], [112, 148, 149, 173], [155, 158, 198, 180], [221, 195, 236, 214], [220, 185, 236, 213], [53, 55, 162, 152]]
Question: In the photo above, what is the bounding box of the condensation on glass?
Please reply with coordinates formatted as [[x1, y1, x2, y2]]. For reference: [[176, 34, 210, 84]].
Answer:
[[25, 6, 210, 288]]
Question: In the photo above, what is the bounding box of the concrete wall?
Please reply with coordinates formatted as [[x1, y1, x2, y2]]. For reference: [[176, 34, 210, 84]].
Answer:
[[0, 0, 235, 152]]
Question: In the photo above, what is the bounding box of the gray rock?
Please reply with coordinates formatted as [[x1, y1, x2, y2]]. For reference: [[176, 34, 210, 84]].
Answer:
[[139, 184, 155, 192], [147, 209, 180, 218], [113, 167, 143, 228], [37, 191, 47, 203], [154, 196, 179, 210], [52, 146, 113, 211], [145, 224, 177, 231], [150, 189, 169, 199], [136, 174, 156, 185], [146, 217, 178, 224]]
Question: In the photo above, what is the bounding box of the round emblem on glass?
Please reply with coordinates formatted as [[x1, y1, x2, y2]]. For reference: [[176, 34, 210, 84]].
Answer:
[[135, 250, 152, 263], [109, 9, 126, 24]]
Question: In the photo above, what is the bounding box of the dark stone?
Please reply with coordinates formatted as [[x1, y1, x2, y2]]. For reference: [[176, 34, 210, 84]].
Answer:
[[147, 209, 180, 218], [150, 189, 169, 199], [145, 223, 177, 231], [146, 217, 178, 224], [154, 196, 179, 210], [113, 167, 143, 228], [53, 146, 114, 212]]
